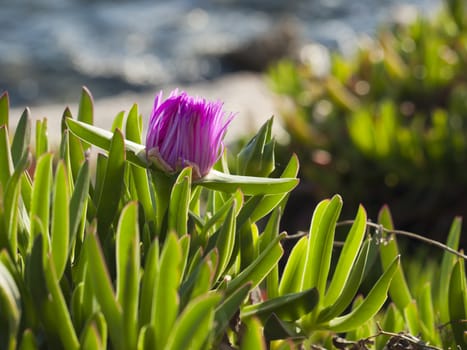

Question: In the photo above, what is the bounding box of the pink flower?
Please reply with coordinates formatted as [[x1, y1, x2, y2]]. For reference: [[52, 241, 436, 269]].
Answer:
[[146, 90, 234, 178]]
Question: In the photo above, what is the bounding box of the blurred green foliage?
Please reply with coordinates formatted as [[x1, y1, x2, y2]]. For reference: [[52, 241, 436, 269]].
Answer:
[[268, 0, 467, 242]]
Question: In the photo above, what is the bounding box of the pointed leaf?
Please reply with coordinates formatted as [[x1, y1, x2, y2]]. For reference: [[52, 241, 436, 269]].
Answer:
[[66, 118, 148, 168], [35, 119, 48, 158], [51, 161, 70, 279], [164, 293, 221, 350], [439, 217, 462, 324], [168, 167, 191, 236], [324, 205, 366, 306], [249, 154, 299, 222], [85, 227, 124, 349], [11, 108, 31, 167], [449, 259, 467, 349], [111, 111, 125, 133], [226, 232, 285, 296], [214, 283, 251, 338], [317, 239, 370, 323], [116, 202, 140, 350], [96, 129, 126, 237], [278, 236, 308, 295], [154, 233, 182, 349], [215, 200, 237, 280], [197, 169, 299, 195], [328, 256, 400, 332], [69, 161, 90, 252], [30, 153, 53, 252], [306, 195, 342, 297], [0, 262, 21, 350], [78, 87, 94, 125], [378, 205, 412, 311], [264, 314, 304, 341], [0, 91, 8, 128], [241, 288, 319, 322], [139, 240, 159, 327], [240, 318, 266, 350], [0, 126, 14, 190]]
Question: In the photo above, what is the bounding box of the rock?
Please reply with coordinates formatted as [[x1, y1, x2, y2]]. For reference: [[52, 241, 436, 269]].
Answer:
[[218, 16, 300, 71]]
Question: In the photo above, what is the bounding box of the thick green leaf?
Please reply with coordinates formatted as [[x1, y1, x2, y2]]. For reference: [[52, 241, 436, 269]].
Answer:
[[29, 153, 53, 253], [448, 259, 467, 348], [262, 208, 281, 299], [137, 325, 156, 350], [0, 126, 13, 190], [328, 255, 400, 332], [0, 262, 21, 350], [25, 236, 49, 307], [71, 282, 85, 332], [240, 318, 266, 350], [214, 283, 251, 338], [306, 195, 342, 297], [78, 87, 94, 125], [215, 201, 237, 281], [96, 129, 126, 237], [35, 119, 48, 158], [66, 118, 148, 168], [376, 303, 405, 349], [302, 199, 329, 291], [81, 322, 104, 350], [164, 293, 221, 350], [168, 167, 191, 236], [85, 227, 124, 350], [18, 329, 38, 350], [249, 154, 299, 222], [139, 240, 159, 328], [129, 165, 154, 223], [237, 117, 275, 177], [201, 190, 242, 239], [439, 217, 462, 324], [154, 233, 182, 349], [278, 236, 308, 296], [403, 300, 419, 336], [317, 239, 370, 323], [264, 314, 304, 341], [43, 254, 80, 350], [225, 232, 285, 296], [77, 87, 94, 150], [66, 123, 86, 181], [69, 161, 90, 253], [197, 169, 299, 195], [116, 202, 140, 350], [324, 205, 366, 306], [378, 205, 412, 311], [182, 254, 216, 308], [4, 165, 22, 258], [418, 284, 439, 345], [241, 288, 319, 322], [80, 312, 108, 350], [0, 91, 8, 128], [111, 111, 125, 133], [11, 108, 31, 167], [125, 104, 142, 144], [51, 161, 70, 279]]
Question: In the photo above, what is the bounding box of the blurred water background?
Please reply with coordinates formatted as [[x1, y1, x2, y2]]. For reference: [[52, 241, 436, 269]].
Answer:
[[1, 0, 440, 107]]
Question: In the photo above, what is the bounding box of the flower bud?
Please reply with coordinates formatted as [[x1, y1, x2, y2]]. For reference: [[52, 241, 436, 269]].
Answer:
[[146, 90, 234, 179]]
